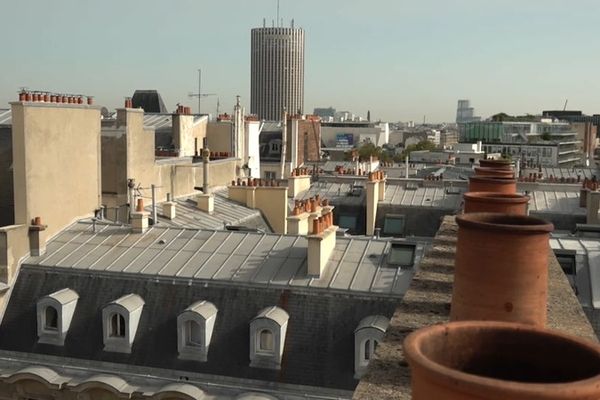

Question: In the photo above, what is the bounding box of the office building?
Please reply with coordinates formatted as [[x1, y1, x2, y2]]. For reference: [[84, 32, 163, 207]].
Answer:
[[251, 23, 305, 120]]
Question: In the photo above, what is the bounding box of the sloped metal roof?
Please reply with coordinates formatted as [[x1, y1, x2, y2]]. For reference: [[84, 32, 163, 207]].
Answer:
[[151, 188, 271, 232], [0, 109, 11, 126], [23, 222, 419, 298], [550, 236, 600, 309]]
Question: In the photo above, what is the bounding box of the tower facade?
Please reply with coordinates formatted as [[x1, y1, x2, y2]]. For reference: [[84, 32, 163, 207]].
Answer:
[[251, 26, 305, 121]]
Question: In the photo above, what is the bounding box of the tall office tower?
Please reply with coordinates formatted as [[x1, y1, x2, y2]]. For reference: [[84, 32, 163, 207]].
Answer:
[[251, 22, 305, 121]]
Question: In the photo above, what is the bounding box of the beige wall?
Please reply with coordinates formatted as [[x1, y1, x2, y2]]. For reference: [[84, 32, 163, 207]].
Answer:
[[207, 121, 233, 154], [101, 109, 238, 213], [173, 115, 207, 157], [0, 127, 13, 226], [254, 187, 288, 234], [11, 103, 101, 239]]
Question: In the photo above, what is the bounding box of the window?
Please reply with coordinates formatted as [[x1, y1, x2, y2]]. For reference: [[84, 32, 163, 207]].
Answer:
[[338, 215, 357, 230], [364, 339, 379, 361], [259, 329, 274, 352], [387, 242, 416, 267], [185, 320, 202, 347], [44, 306, 58, 331], [354, 316, 389, 378], [110, 313, 126, 338], [264, 171, 276, 180], [250, 306, 289, 369], [102, 293, 144, 354], [36, 288, 79, 346], [383, 214, 406, 236], [177, 300, 217, 361]]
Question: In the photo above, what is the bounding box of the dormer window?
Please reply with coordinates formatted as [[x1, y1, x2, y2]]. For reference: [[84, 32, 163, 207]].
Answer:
[[177, 301, 218, 362], [354, 315, 389, 379], [36, 288, 79, 346], [250, 306, 289, 370], [102, 294, 144, 354]]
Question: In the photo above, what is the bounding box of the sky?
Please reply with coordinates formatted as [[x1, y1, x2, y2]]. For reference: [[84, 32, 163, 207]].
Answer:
[[1, 0, 600, 122]]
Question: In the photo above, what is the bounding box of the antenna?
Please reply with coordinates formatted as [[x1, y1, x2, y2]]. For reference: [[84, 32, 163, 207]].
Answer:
[[277, 0, 280, 27], [563, 99, 568, 111]]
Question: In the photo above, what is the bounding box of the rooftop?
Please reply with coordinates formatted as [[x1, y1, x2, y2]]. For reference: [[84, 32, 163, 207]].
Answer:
[[150, 188, 271, 232], [24, 221, 422, 297], [353, 216, 598, 399]]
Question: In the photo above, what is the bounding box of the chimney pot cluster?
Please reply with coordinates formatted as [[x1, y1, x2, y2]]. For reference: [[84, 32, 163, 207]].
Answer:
[[335, 165, 367, 176], [231, 177, 281, 187], [124, 97, 133, 108], [18, 90, 93, 105], [582, 177, 599, 191], [368, 170, 385, 182], [176, 104, 192, 115], [311, 210, 333, 235], [292, 196, 330, 217]]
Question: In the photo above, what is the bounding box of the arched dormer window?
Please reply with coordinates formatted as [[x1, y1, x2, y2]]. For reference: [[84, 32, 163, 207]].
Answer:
[[249, 306, 289, 370], [102, 294, 144, 354], [177, 301, 218, 362], [36, 288, 79, 346], [354, 315, 389, 379]]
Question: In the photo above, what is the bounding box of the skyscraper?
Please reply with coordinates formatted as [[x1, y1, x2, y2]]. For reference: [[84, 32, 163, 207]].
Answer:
[[251, 23, 304, 121]]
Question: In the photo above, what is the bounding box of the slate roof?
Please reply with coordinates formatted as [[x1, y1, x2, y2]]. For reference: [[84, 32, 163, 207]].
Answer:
[[132, 90, 168, 113], [0, 266, 400, 391], [550, 236, 600, 309]]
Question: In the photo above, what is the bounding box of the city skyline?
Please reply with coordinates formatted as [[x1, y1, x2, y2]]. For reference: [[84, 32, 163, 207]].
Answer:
[[2, 0, 600, 122]]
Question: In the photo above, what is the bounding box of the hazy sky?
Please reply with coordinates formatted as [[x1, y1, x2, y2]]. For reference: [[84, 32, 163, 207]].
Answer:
[[2, 0, 599, 122]]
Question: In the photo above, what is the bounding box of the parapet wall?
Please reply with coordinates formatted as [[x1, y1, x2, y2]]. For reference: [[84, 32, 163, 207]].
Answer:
[[352, 216, 597, 400]]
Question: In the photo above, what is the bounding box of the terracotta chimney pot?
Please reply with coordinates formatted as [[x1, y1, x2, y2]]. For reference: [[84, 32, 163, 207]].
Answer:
[[452, 213, 553, 326], [136, 198, 144, 212], [312, 218, 319, 235], [404, 320, 600, 400]]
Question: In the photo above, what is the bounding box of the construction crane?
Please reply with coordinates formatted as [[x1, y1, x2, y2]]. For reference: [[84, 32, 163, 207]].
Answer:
[[188, 69, 216, 114]]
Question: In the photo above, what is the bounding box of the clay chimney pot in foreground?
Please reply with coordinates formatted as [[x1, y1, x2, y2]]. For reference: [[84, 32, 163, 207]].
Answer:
[[404, 321, 600, 400]]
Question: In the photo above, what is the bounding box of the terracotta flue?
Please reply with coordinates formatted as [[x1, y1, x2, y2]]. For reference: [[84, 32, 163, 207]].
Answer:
[[452, 213, 554, 326], [474, 166, 514, 178], [479, 159, 512, 170], [404, 320, 600, 400], [312, 218, 319, 235], [136, 198, 144, 212], [468, 176, 517, 194], [463, 192, 529, 215]]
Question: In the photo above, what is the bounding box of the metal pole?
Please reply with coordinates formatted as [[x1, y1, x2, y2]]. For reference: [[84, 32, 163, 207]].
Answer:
[[198, 68, 201, 114], [405, 156, 409, 179], [151, 184, 157, 225]]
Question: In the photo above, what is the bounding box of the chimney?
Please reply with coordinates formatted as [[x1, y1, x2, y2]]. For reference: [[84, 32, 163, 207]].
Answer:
[[287, 203, 310, 235], [587, 190, 600, 224], [29, 217, 47, 256], [197, 144, 215, 214], [307, 209, 337, 277], [131, 199, 150, 233], [163, 193, 177, 220], [172, 105, 195, 157], [287, 167, 311, 197], [365, 173, 381, 236]]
